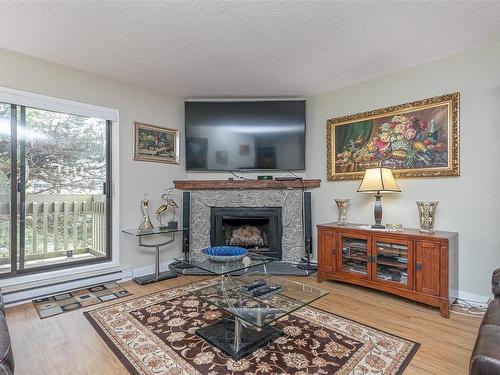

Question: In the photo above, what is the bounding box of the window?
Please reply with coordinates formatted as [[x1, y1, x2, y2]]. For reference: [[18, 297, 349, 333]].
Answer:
[[0, 95, 113, 276]]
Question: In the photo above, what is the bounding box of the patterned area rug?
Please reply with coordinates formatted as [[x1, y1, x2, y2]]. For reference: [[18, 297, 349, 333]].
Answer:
[[85, 280, 419, 374], [33, 282, 131, 318]]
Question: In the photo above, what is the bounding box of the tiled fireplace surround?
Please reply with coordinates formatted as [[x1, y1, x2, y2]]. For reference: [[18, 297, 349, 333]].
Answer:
[[188, 189, 305, 262]]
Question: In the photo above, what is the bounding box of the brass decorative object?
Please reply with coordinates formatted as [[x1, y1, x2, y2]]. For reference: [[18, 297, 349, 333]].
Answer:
[[138, 193, 154, 232], [155, 188, 179, 229], [334, 199, 350, 225], [326, 92, 460, 180], [416, 201, 439, 233]]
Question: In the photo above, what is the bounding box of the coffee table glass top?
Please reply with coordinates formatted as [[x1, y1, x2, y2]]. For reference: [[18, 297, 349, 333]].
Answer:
[[190, 273, 328, 328], [174, 252, 276, 275], [122, 227, 188, 237]]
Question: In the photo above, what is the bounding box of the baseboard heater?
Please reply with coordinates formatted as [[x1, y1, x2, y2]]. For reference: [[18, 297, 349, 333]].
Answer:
[[2, 270, 123, 306]]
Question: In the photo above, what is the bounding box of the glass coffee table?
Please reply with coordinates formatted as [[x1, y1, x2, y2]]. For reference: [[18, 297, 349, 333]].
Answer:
[[175, 253, 328, 359]]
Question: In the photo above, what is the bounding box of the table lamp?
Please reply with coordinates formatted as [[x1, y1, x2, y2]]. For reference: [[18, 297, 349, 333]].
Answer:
[[357, 167, 400, 229]]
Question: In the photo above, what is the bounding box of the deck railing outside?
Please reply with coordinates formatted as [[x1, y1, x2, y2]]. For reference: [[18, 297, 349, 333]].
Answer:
[[0, 194, 107, 265]]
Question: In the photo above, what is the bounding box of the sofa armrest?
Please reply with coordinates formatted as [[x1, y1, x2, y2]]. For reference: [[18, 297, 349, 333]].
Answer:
[[492, 269, 500, 297], [0, 312, 13, 375], [470, 326, 500, 375], [0, 290, 4, 316]]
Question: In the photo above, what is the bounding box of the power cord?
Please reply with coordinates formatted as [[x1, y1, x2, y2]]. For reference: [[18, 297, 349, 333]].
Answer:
[[286, 169, 301, 179], [229, 170, 255, 181], [455, 297, 489, 308], [302, 170, 316, 179], [450, 297, 488, 318]]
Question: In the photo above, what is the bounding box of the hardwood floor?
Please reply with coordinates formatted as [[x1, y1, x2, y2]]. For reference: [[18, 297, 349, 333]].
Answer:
[[6, 275, 480, 374]]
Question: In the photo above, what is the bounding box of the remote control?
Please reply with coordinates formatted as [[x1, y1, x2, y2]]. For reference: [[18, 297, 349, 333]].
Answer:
[[255, 286, 282, 299], [241, 279, 267, 292], [252, 285, 282, 298], [245, 284, 268, 296]]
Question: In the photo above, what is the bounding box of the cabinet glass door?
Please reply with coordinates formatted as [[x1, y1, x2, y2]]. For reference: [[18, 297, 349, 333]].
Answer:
[[374, 240, 411, 287], [341, 236, 369, 277]]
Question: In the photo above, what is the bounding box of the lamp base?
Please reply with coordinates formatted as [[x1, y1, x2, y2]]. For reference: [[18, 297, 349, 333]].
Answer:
[[372, 193, 385, 229]]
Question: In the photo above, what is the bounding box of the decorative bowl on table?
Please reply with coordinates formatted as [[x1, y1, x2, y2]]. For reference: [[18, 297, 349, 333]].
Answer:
[[201, 246, 248, 262]]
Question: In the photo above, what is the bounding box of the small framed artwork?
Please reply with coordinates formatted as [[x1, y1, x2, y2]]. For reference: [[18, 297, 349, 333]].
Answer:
[[134, 122, 180, 164], [327, 92, 460, 180]]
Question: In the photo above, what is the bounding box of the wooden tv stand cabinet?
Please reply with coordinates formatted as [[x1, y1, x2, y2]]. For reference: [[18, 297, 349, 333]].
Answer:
[[317, 223, 458, 317]]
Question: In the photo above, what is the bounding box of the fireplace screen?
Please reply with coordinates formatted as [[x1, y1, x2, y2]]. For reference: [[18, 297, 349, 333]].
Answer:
[[210, 207, 282, 259], [226, 222, 267, 247]]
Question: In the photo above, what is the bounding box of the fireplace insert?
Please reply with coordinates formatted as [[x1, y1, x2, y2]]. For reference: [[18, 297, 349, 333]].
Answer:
[[210, 207, 282, 260]]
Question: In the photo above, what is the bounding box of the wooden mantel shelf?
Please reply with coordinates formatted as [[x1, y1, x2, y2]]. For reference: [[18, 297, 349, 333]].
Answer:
[[173, 179, 321, 190]]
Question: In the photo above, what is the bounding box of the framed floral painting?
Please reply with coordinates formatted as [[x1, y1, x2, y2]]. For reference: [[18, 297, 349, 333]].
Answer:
[[327, 92, 460, 180], [134, 122, 180, 164]]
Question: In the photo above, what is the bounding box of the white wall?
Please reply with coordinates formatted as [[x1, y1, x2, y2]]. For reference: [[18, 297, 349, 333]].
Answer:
[[307, 41, 500, 300], [0, 48, 186, 272]]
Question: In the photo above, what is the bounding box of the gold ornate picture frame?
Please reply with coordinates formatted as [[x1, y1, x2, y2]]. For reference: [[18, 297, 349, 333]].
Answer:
[[134, 122, 180, 164], [327, 92, 460, 180]]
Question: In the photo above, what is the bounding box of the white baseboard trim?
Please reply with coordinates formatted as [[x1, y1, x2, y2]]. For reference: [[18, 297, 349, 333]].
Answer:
[[121, 259, 176, 281], [4, 270, 122, 306], [456, 291, 491, 307], [3, 259, 179, 307]]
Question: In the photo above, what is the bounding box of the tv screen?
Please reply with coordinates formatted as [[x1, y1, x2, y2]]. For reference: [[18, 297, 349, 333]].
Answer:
[[185, 100, 306, 171]]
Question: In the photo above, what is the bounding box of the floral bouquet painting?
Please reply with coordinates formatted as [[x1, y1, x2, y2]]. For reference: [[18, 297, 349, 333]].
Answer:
[[327, 93, 459, 180]]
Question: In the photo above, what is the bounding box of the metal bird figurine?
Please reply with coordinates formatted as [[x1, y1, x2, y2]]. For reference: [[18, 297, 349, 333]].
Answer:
[[155, 189, 179, 229]]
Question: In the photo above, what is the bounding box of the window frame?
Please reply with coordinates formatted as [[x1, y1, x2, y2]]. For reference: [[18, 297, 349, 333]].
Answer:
[[0, 87, 120, 280]]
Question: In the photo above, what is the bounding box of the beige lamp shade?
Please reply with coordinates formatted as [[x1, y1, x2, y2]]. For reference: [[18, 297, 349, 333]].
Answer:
[[357, 167, 401, 193]]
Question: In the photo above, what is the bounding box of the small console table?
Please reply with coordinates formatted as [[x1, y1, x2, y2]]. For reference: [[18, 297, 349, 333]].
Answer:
[[122, 227, 188, 285], [317, 223, 458, 317]]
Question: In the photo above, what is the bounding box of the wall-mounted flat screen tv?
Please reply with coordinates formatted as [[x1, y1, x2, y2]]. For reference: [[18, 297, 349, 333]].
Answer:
[[185, 100, 306, 171]]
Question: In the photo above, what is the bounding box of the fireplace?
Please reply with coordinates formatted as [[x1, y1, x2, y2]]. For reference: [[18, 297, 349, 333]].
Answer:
[[210, 207, 282, 259]]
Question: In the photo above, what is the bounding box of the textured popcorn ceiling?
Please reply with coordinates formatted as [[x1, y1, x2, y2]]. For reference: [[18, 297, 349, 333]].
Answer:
[[1, 1, 500, 97]]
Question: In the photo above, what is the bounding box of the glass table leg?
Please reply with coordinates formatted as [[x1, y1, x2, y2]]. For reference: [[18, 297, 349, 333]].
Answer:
[[256, 307, 263, 330], [233, 318, 242, 353], [154, 244, 160, 280]]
